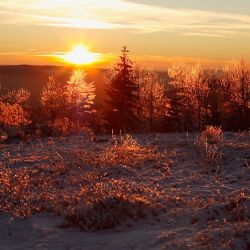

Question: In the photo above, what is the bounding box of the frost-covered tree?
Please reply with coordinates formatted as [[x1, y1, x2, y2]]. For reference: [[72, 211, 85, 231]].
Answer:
[[168, 63, 210, 130], [0, 88, 31, 132], [105, 47, 138, 132], [168, 63, 195, 131], [222, 59, 250, 129], [134, 65, 170, 132], [66, 69, 96, 134], [40, 76, 67, 136], [133, 62, 151, 119], [189, 65, 210, 129], [2, 88, 30, 107]]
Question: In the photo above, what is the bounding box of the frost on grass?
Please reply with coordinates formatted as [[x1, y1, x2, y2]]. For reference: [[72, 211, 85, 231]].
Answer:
[[194, 126, 224, 169], [0, 135, 168, 231], [0, 133, 250, 249]]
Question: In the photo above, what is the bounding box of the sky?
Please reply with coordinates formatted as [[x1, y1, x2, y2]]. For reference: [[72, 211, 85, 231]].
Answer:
[[1, 0, 250, 69]]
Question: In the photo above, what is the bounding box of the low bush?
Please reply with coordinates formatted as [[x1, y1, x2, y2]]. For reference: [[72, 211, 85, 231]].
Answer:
[[100, 134, 160, 167], [194, 127, 224, 167], [201, 126, 223, 144]]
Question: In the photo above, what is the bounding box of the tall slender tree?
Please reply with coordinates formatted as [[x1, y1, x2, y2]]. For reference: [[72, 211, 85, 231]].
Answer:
[[66, 69, 96, 135], [40, 76, 67, 136], [168, 63, 195, 131], [189, 65, 210, 130], [105, 46, 138, 132], [222, 59, 250, 129], [134, 65, 170, 132]]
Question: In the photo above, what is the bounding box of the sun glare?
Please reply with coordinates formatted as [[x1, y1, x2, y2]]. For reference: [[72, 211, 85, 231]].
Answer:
[[63, 45, 99, 65]]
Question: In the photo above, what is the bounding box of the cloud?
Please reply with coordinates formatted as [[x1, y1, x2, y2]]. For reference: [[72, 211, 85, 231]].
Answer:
[[1, 0, 250, 37]]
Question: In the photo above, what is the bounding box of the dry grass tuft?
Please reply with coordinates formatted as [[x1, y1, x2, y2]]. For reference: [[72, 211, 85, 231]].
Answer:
[[194, 126, 224, 167], [201, 126, 224, 144], [100, 134, 160, 167]]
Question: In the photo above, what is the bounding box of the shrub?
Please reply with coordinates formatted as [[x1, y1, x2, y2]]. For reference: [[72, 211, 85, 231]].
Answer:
[[194, 127, 224, 167], [226, 190, 249, 231], [201, 126, 223, 144], [100, 134, 160, 167], [0, 165, 38, 217]]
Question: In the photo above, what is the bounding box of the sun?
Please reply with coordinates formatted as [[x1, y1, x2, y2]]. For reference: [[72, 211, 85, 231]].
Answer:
[[63, 45, 99, 65]]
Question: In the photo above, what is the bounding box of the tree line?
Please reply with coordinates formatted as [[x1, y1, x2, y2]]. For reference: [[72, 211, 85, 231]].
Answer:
[[0, 47, 250, 140]]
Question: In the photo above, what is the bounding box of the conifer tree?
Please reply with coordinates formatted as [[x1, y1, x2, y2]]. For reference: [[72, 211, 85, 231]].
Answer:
[[105, 47, 138, 132]]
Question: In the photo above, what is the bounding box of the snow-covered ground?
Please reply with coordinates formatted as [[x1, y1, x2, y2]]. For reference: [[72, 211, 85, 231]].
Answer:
[[0, 133, 249, 250]]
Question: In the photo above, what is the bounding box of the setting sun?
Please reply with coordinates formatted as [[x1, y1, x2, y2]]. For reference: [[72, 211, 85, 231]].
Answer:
[[63, 45, 100, 65]]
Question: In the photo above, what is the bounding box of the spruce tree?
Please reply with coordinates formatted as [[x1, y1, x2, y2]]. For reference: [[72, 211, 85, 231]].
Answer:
[[105, 47, 138, 132]]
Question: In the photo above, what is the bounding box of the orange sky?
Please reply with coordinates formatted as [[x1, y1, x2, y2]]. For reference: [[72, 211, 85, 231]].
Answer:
[[1, 0, 250, 69]]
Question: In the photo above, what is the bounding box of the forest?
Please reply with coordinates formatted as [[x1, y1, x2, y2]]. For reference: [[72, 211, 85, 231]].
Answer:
[[0, 47, 250, 142]]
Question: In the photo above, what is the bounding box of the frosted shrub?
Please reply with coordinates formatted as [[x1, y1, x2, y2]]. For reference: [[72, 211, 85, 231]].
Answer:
[[119, 134, 140, 150], [111, 134, 139, 149], [0, 165, 38, 217], [102, 134, 159, 167], [194, 128, 224, 167], [0, 130, 8, 143], [201, 126, 223, 144], [226, 190, 249, 231]]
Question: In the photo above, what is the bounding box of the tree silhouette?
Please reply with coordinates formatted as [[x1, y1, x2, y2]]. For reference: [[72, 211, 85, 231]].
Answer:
[[203, 70, 223, 127], [105, 46, 138, 132]]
